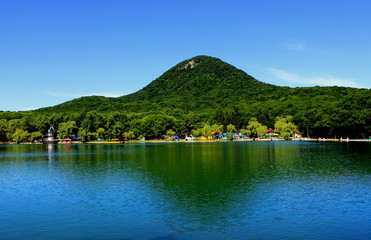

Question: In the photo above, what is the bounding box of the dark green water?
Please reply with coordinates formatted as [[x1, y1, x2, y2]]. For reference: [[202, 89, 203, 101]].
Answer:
[[0, 141, 370, 239]]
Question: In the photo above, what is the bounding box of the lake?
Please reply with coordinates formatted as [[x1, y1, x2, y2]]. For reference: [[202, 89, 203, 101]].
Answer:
[[0, 141, 370, 239]]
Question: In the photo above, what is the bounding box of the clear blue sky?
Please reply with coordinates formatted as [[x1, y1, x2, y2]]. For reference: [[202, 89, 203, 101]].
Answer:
[[1, 0, 370, 111]]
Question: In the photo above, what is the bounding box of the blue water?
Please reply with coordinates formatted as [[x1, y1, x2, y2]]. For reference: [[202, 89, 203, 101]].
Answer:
[[0, 142, 370, 239]]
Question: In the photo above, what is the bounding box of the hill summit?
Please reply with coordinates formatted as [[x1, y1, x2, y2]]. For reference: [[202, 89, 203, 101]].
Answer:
[[122, 55, 277, 102], [41, 55, 279, 112]]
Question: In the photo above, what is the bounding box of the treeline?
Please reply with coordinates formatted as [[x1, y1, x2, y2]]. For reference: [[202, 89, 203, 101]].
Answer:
[[1, 102, 369, 143], [0, 109, 298, 143], [0, 110, 210, 143]]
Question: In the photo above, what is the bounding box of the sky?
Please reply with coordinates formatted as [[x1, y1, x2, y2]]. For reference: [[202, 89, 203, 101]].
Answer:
[[1, 0, 370, 111]]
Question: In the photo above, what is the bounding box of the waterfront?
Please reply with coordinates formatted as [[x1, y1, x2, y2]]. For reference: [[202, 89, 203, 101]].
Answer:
[[0, 142, 370, 239]]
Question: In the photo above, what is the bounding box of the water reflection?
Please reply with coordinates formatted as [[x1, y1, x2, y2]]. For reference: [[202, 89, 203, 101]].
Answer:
[[47, 144, 53, 165], [0, 142, 370, 239]]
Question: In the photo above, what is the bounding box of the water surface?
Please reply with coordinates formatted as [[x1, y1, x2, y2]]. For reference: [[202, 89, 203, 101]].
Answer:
[[0, 142, 370, 239]]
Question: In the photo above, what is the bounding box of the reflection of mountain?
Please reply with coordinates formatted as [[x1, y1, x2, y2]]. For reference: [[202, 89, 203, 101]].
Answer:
[[50, 143, 306, 227], [1, 142, 370, 238], [44, 142, 304, 228], [50, 142, 368, 235]]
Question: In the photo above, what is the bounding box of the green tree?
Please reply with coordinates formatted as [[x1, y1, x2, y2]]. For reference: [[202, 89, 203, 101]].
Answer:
[[12, 129, 30, 144], [239, 128, 250, 137], [123, 130, 135, 140], [105, 112, 128, 139], [48, 113, 64, 131], [138, 115, 177, 139], [166, 129, 176, 137], [112, 122, 125, 139], [30, 131, 43, 142], [0, 119, 8, 142], [211, 124, 224, 134], [7, 119, 27, 140], [226, 124, 237, 139], [78, 128, 88, 142], [254, 106, 273, 127], [129, 119, 142, 140], [201, 124, 213, 138], [88, 132, 97, 141], [214, 108, 228, 126], [246, 117, 267, 138], [274, 116, 297, 140], [58, 121, 77, 139], [231, 106, 242, 129], [191, 129, 202, 138], [80, 111, 100, 133], [96, 127, 105, 139], [36, 116, 49, 134]]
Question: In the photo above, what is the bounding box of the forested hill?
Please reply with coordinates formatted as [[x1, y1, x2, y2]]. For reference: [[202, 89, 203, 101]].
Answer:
[[120, 56, 280, 106], [1, 55, 371, 138], [37, 55, 281, 113]]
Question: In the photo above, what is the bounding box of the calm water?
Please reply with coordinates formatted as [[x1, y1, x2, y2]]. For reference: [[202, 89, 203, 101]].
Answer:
[[0, 142, 370, 240]]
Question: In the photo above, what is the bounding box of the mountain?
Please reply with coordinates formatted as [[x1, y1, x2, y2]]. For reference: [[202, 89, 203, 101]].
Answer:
[[121, 56, 278, 101], [2, 55, 371, 138], [37, 55, 283, 113], [33, 55, 371, 135]]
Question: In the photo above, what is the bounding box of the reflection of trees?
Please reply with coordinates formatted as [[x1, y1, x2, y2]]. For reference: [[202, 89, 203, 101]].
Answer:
[[47, 143, 293, 228], [2, 142, 370, 232], [130, 142, 306, 229]]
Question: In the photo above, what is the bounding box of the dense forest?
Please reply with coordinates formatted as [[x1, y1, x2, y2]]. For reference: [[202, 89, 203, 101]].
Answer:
[[1, 55, 371, 142]]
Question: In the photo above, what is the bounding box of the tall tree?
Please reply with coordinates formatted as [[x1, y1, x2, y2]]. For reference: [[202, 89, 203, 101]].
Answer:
[[246, 118, 267, 138], [30, 131, 43, 142], [0, 119, 8, 142], [123, 130, 135, 140], [58, 121, 77, 139], [226, 124, 237, 139], [274, 116, 297, 140], [12, 129, 30, 144], [138, 115, 177, 139]]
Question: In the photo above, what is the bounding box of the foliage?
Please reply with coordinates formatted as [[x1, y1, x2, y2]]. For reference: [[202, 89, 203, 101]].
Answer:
[[12, 129, 30, 143], [136, 114, 177, 139], [166, 129, 176, 137], [30, 131, 43, 141], [246, 118, 267, 138], [197, 123, 223, 138], [191, 129, 202, 137], [96, 128, 105, 139], [0, 119, 7, 142], [58, 121, 77, 139], [274, 116, 297, 140], [226, 124, 236, 139], [201, 124, 214, 138], [88, 132, 97, 141], [123, 130, 135, 140], [78, 128, 89, 142]]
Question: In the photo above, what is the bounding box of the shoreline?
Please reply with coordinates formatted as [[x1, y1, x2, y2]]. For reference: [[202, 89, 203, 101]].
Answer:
[[2, 138, 371, 145], [88, 138, 371, 143]]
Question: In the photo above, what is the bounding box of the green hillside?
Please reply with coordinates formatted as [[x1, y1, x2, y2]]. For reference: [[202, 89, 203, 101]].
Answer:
[[1, 55, 371, 140], [38, 55, 280, 113], [120, 56, 279, 109]]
